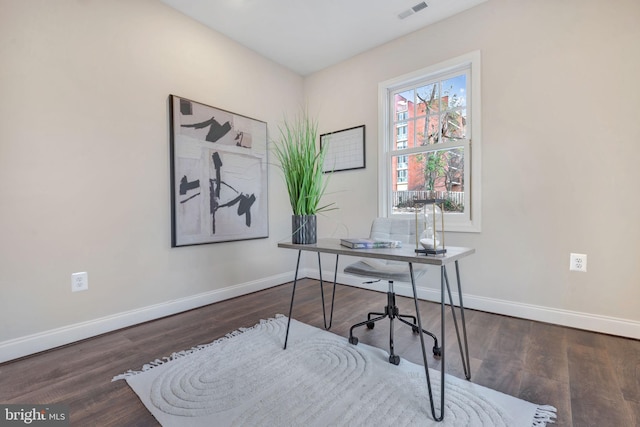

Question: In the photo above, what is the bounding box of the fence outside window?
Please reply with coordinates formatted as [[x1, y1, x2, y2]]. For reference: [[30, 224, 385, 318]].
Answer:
[[392, 191, 464, 212]]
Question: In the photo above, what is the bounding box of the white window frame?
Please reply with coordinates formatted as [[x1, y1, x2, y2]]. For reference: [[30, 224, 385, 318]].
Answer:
[[377, 51, 482, 232]]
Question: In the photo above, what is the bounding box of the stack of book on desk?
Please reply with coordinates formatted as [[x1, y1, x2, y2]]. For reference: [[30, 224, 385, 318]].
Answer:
[[340, 238, 402, 249]]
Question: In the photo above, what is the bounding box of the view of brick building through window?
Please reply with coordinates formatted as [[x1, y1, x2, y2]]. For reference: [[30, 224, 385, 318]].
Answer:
[[391, 74, 467, 213]]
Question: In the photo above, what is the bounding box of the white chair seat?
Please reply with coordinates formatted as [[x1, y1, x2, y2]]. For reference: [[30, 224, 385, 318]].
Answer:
[[344, 260, 426, 282]]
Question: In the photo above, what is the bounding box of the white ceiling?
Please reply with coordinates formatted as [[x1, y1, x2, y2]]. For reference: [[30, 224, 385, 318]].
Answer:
[[160, 0, 487, 76]]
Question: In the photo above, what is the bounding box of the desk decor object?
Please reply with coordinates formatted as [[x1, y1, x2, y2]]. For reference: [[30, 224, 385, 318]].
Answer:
[[115, 315, 557, 426], [414, 198, 447, 255], [292, 214, 316, 245], [320, 125, 365, 173], [169, 95, 268, 247], [272, 110, 335, 244], [340, 238, 402, 249]]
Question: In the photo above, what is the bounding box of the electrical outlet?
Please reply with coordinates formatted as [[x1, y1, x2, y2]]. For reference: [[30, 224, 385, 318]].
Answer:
[[71, 272, 88, 292], [569, 253, 587, 272]]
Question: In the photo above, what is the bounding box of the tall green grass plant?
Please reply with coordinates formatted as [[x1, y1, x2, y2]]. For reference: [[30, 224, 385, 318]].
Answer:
[[272, 112, 333, 215]]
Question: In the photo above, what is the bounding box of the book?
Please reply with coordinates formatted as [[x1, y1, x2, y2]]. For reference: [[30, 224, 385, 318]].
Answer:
[[340, 238, 402, 249]]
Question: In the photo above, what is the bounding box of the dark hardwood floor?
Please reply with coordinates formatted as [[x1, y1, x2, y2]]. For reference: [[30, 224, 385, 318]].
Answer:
[[1, 279, 638, 426]]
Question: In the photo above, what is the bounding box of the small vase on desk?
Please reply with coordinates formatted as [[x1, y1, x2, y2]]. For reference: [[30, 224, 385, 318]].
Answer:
[[292, 214, 317, 244]]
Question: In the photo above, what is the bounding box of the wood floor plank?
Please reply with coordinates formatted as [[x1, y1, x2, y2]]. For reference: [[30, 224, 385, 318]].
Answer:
[[600, 333, 640, 405], [518, 372, 571, 427], [474, 355, 525, 397], [1, 279, 639, 426], [524, 321, 569, 383], [628, 400, 640, 427], [567, 339, 633, 426]]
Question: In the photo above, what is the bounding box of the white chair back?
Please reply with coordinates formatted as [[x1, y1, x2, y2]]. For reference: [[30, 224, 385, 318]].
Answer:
[[369, 217, 425, 247]]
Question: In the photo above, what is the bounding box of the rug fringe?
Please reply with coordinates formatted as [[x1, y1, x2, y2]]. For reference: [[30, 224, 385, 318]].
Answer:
[[111, 314, 286, 382], [532, 404, 557, 426]]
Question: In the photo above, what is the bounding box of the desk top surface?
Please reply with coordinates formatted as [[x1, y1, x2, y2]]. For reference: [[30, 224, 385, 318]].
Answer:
[[278, 238, 474, 266]]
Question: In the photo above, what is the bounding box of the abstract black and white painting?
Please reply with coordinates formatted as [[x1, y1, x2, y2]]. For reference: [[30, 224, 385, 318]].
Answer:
[[169, 95, 268, 247]]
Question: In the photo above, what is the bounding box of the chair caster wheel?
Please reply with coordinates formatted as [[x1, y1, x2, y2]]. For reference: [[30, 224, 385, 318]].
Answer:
[[366, 321, 375, 329], [433, 346, 442, 357], [349, 336, 359, 345], [412, 326, 419, 334], [389, 355, 400, 365]]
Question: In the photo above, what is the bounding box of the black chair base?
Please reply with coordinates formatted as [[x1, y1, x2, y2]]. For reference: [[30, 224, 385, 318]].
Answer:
[[348, 287, 441, 365]]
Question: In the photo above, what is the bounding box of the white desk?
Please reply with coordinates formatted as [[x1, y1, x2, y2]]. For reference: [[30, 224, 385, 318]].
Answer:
[[278, 238, 475, 422]]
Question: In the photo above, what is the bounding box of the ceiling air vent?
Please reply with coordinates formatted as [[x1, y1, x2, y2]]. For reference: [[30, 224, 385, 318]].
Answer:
[[398, 2, 428, 20], [412, 2, 428, 13]]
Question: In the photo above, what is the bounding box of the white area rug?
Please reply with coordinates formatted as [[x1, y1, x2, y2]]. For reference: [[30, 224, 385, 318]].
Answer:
[[113, 315, 556, 426]]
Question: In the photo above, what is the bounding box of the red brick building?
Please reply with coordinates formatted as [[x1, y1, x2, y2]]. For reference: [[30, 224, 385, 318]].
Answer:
[[393, 94, 463, 187]]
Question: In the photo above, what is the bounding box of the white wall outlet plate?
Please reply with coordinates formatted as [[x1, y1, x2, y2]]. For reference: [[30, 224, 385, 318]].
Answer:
[[569, 253, 587, 272], [71, 272, 89, 292]]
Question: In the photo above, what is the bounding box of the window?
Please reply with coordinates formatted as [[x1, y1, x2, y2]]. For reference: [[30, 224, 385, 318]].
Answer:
[[397, 124, 408, 140], [396, 155, 408, 185], [397, 155, 408, 169], [378, 51, 481, 232], [396, 124, 408, 150], [397, 169, 408, 184]]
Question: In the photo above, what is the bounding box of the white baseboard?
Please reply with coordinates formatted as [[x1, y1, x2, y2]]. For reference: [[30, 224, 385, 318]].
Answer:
[[3, 267, 638, 364], [0, 273, 291, 364], [307, 269, 640, 340]]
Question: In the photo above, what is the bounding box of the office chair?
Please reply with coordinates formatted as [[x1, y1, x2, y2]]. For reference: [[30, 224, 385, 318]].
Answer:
[[344, 217, 441, 365]]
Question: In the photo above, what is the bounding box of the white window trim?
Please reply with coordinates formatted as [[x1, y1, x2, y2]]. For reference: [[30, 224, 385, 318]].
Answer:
[[377, 50, 482, 232]]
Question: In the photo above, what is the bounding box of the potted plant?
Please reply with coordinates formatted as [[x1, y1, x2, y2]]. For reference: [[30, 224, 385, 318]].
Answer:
[[272, 111, 333, 244]]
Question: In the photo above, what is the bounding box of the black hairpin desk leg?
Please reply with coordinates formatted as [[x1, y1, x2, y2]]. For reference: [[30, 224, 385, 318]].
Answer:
[[318, 253, 339, 330], [283, 250, 302, 350], [410, 261, 472, 421], [284, 251, 339, 350], [409, 262, 444, 421], [444, 261, 471, 379]]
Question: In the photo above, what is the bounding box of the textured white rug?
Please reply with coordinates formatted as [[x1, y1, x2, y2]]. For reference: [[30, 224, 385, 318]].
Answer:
[[113, 315, 556, 426]]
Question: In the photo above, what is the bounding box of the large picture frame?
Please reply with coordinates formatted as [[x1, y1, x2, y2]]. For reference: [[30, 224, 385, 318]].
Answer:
[[169, 95, 268, 247]]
